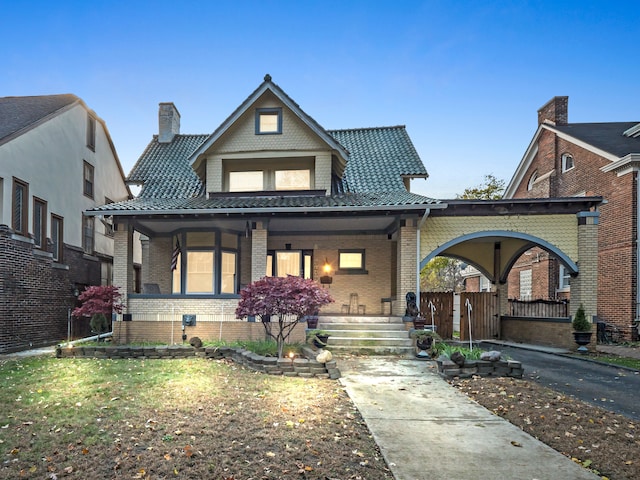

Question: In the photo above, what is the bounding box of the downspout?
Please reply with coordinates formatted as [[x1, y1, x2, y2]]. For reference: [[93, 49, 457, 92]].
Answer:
[[416, 209, 431, 307]]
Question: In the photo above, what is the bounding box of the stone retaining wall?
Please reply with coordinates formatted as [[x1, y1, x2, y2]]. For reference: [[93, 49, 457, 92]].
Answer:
[[437, 358, 524, 379], [55, 344, 340, 379]]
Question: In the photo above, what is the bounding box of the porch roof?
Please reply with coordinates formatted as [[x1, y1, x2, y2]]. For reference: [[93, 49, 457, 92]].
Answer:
[[87, 191, 443, 236]]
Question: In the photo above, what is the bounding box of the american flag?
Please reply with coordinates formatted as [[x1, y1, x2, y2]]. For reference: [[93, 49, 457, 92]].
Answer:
[[171, 239, 180, 271]]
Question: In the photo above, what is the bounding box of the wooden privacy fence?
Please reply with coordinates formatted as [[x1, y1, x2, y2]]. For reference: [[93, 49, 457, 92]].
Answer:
[[420, 292, 499, 341], [420, 292, 454, 339], [460, 292, 499, 341], [508, 298, 569, 317]]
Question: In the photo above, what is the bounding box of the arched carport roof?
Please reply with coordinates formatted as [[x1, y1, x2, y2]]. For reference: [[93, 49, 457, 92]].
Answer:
[[420, 197, 602, 283]]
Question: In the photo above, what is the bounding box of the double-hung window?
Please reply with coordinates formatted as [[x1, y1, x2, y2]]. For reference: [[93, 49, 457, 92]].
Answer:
[[82, 215, 94, 254], [51, 215, 63, 262], [86, 114, 96, 150], [83, 161, 94, 198], [33, 197, 47, 249], [12, 178, 29, 236]]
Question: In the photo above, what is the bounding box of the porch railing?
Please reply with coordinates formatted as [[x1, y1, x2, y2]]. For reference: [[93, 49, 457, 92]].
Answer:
[[508, 298, 569, 318]]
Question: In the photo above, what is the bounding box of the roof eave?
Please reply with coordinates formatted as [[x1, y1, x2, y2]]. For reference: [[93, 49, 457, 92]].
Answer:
[[86, 201, 446, 218]]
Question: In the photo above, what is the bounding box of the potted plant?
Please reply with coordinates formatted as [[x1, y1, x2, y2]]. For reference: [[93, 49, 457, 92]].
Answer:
[[410, 329, 441, 358], [307, 329, 331, 349], [572, 303, 592, 351]]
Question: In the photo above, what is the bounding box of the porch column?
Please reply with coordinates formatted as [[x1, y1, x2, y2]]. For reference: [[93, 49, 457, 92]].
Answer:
[[251, 221, 268, 282], [571, 212, 599, 321], [496, 282, 508, 336], [140, 235, 150, 285], [113, 223, 134, 306], [395, 219, 418, 315]]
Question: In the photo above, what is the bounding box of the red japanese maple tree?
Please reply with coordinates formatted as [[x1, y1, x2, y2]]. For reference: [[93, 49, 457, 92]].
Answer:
[[235, 276, 333, 358], [72, 285, 124, 334]]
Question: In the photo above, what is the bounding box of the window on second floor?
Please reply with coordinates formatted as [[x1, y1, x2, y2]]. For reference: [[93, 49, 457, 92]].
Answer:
[[255, 107, 282, 134], [83, 161, 94, 198], [82, 215, 94, 254], [33, 197, 47, 250], [229, 171, 264, 192], [225, 158, 313, 193], [12, 177, 28, 235], [51, 214, 63, 262], [561, 153, 574, 172], [87, 114, 96, 150]]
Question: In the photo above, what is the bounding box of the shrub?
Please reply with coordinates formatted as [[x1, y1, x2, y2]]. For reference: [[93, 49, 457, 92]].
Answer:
[[572, 304, 591, 332]]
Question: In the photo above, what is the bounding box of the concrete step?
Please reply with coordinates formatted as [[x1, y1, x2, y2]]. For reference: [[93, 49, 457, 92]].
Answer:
[[311, 316, 415, 354], [323, 329, 408, 339], [319, 315, 401, 324], [317, 322, 407, 332]]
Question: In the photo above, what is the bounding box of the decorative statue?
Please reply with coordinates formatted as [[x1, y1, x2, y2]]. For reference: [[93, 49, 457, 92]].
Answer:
[[405, 292, 419, 319]]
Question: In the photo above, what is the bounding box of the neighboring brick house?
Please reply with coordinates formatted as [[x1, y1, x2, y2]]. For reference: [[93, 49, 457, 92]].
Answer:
[[503, 96, 640, 340], [0, 94, 136, 353]]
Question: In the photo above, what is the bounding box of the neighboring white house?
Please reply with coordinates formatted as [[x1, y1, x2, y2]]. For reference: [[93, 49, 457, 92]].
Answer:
[[0, 94, 139, 352]]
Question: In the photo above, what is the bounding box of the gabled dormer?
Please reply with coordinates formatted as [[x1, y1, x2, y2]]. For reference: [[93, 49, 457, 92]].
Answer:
[[189, 74, 349, 197]]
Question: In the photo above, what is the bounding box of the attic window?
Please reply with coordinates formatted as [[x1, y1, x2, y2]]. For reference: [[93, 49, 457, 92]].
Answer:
[[255, 108, 282, 134], [561, 153, 574, 172], [527, 171, 538, 191]]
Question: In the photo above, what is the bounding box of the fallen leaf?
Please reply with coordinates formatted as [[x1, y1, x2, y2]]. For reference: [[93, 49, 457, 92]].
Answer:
[[510, 441, 522, 447]]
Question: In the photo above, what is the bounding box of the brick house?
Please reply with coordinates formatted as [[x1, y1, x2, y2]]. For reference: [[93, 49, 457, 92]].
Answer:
[[503, 96, 640, 340], [89, 77, 601, 348], [0, 94, 136, 353]]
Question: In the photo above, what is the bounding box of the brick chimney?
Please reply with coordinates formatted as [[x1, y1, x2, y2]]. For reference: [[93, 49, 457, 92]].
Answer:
[[538, 96, 568, 126], [158, 102, 180, 143]]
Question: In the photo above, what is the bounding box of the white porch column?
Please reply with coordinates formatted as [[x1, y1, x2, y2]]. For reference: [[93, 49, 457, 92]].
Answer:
[[251, 221, 268, 282]]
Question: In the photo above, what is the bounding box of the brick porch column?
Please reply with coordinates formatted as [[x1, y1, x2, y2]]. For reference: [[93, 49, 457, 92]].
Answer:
[[571, 212, 599, 321], [251, 221, 268, 282], [113, 223, 134, 306], [395, 219, 418, 316]]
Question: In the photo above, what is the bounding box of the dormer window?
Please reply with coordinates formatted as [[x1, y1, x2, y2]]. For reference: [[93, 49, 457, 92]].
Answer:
[[229, 171, 264, 192], [255, 108, 282, 134], [561, 153, 574, 172]]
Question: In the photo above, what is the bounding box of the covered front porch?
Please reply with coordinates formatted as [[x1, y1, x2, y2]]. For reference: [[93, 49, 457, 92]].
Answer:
[[107, 201, 437, 336]]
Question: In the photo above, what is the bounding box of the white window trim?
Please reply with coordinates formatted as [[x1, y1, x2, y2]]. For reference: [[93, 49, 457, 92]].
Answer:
[[561, 153, 575, 173]]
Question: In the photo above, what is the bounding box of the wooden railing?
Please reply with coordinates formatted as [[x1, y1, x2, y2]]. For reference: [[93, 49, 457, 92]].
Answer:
[[508, 298, 569, 318]]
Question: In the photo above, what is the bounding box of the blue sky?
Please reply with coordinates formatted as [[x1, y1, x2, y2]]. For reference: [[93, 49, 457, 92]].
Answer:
[[2, 1, 639, 199]]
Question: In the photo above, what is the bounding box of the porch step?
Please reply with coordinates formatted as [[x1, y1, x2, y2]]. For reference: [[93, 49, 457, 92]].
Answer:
[[314, 316, 414, 355]]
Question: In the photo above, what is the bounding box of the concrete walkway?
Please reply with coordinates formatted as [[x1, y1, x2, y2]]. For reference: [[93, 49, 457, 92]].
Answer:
[[338, 356, 599, 480]]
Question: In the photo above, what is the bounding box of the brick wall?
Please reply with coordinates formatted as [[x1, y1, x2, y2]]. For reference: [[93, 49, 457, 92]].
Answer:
[[0, 225, 102, 353], [112, 319, 306, 345], [501, 316, 575, 349], [511, 127, 636, 338]]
